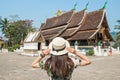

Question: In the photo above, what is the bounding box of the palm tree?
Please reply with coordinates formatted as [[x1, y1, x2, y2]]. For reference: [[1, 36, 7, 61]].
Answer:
[[0, 17, 9, 34], [114, 20, 120, 29], [114, 20, 120, 47]]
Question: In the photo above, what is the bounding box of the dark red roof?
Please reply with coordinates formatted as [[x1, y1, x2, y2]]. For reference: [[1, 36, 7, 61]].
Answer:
[[61, 28, 77, 37], [41, 10, 74, 40], [68, 30, 96, 40], [41, 9, 113, 41], [67, 10, 86, 28], [79, 10, 104, 31], [42, 10, 74, 30], [40, 23, 45, 30], [44, 34, 56, 40], [42, 26, 66, 36], [59, 10, 86, 37], [42, 25, 67, 40]]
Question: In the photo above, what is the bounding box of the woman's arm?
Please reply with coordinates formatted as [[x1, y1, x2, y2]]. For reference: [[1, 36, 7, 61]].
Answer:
[[67, 47, 91, 66], [32, 56, 43, 68], [32, 48, 50, 68]]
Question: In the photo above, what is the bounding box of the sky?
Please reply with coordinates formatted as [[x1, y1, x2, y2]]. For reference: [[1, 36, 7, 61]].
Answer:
[[0, 0, 120, 37]]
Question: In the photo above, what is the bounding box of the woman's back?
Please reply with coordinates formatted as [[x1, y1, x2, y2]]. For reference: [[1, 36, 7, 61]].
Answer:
[[32, 37, 91, 80], [45, 54, 74, 80]]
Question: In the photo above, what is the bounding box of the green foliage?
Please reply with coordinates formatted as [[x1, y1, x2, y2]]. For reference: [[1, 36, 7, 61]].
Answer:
[[104, 49, 107, 52], [114, 20, 120, 47], [0, 16, 36, 51], [7, 47, 14, 52], [13, 44, 20, 49], [113, 43, 118, 48], [86, 49, 94, 56], [0, 17, 9, 34], [114, 20, 120, 30], [116, 32, 120, 42], [7, 44, 20, 52]]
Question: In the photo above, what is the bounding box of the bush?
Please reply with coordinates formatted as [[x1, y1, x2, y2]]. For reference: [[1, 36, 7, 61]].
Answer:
[[86, 49, 94, 56], [13, 44, 20, 49], [8, 47, 14, 52], [7, 44, 20, 52]]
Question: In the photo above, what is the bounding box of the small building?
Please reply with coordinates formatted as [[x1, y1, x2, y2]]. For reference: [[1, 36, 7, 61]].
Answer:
[[41, 8, 113, 48], [22, 31, 44, 55]]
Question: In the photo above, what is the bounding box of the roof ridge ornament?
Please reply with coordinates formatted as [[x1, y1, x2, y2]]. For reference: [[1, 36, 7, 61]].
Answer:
[[101, 0, 108, 9], [55, 10, 63, 17], [84, 2, 89, 10], [73, 2, 77, 10]]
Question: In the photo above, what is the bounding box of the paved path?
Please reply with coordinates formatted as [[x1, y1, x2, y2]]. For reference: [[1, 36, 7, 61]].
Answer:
[[0, 53, 120, 80]]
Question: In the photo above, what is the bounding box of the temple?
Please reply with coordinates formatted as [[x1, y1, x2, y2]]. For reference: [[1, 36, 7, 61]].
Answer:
[[40, 8, 113, 47]]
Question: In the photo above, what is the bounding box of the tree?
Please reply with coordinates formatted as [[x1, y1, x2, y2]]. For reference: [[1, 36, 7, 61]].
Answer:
[[9, 14, 20, 22], [0, 16, 36, 51], [7, 20, 36, 45], [0, 17, 9, 34], [114, 20, 120, 47], [11, 20, 36, 44], [114, 20, 120, 30]]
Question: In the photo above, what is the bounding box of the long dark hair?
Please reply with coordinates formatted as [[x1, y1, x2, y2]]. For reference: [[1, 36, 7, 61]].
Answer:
[[44, 53, 74, 79]]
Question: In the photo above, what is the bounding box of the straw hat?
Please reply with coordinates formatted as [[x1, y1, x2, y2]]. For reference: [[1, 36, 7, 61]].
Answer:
[[49, 37, 70, 55]]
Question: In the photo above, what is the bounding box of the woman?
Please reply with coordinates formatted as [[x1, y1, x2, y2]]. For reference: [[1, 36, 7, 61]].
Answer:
[[32, 37, 91, 80]]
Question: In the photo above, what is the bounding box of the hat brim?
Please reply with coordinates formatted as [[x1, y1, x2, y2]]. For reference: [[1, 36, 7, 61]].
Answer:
[[49, 40, 70, 55]]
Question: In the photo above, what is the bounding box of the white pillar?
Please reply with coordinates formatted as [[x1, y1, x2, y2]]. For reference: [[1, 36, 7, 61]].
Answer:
[[75, 45, 78, 51], [98, 46, 102, 56], [74, 41, 78, 51], [117, 46, 119, 52], [94, 46, 98, 56]]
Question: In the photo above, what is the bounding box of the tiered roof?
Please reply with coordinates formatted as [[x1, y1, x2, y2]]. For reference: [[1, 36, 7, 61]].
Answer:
[[69, 10, 105, 40], [41, 10, 74, 40], [24, 31, 44, 43], [41, 9, 113, 41], [60, 10, 86, 37]]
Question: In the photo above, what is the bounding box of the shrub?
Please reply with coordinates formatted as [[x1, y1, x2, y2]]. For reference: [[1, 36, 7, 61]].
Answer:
[[7, 44, 20, 52], [8, 47, 14, 52], [13, 44, 20, 49], [86, 49, 94, 56]]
